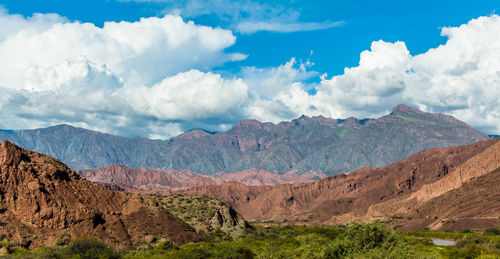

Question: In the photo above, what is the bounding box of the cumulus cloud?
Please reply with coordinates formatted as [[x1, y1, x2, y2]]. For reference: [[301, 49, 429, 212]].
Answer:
[[128, 70, 249, 120], [0, 12, 241, 89], [254, 15, 500, 133], [0, 8, 248, 138], [0, 58, 248, 138], [0, 6, 67, 41], [241, 57, 318, 99]]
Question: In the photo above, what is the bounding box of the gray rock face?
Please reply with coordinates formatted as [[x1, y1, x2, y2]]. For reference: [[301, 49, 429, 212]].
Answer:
[[0, 105, 488, 175]]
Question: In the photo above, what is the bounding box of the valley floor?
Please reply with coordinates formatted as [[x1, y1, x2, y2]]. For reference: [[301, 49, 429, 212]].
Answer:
[[1, 223, 499, 258]]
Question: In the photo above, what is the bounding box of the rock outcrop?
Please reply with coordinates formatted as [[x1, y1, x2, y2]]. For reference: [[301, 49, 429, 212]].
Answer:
[[151, 194, 250, 238], [0, 141, 202, 249], [411, 141, 500, 201]]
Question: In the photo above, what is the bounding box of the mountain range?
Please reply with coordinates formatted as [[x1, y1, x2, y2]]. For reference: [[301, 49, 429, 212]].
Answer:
[[0, 104, 488, 176], [76, 165, 326, 193]]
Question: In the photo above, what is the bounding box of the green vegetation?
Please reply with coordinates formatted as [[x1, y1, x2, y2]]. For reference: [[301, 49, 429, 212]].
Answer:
[[2, 223, 499, 258], [2, 238, 122, 258], [146, 194, 247, 238], [288, 123, 349, 140], [407, 229, 500, 245], [392, 110, 437, 124]]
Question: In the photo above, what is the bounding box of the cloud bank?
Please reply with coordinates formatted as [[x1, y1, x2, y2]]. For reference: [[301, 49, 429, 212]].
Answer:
[[0, 7, 499, 138], [259, 15, 500, 134], [0, 8, 247, 138]]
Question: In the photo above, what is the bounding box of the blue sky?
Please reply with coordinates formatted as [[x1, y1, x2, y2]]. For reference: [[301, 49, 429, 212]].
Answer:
[[0, 0, 499, 138], [3, 0, 497, 75]]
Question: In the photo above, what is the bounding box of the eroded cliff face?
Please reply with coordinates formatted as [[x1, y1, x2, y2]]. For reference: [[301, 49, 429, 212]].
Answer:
[[0, 141, 202, 249], [181, 139, 500, 230], [411, 141, 500, 201]]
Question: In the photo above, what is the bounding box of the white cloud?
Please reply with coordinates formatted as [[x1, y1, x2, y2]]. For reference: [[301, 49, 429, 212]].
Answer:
[[253, 15, 500, 133], [241, 57, 318, 99], [128, 70, 249, 120], [0, 6, 67, 41], [0, 12, 241, 89], [0, 59, 248, 138], [236, 20, 344, 34], [0, 9, 248, 138]]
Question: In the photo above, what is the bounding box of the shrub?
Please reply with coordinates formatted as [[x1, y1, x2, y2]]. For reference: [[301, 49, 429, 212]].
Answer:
[[0, 241, 10, 248], [484, 227, 500, 235], [449, 243, 491, 259], [344, 221, 398, 251], [323, 239, 351, 258], [33, 246, 64, 259], [325, 222, 417, 258], [55, 233, 71, 247], [64, 237, 120, 259], [154, 240, 175, 251]]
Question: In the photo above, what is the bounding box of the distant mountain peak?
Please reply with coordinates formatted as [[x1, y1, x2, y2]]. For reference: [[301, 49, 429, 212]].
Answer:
[[391, 104, 426, 114], [48, 124, 77, 129], [233, 119, 264, 128], [174, 128, 217, 140]]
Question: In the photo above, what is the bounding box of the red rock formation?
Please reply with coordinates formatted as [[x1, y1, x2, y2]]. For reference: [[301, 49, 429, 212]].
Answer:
[[77, 165, 326, 193], [180, 139, 500, 230], [0, 141, 202, 249]]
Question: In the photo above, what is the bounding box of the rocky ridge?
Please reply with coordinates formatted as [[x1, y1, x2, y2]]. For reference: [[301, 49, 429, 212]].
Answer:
[[76, 164, 326, 192], [180, 139, 500, 231], [0, 105, 488, 175]]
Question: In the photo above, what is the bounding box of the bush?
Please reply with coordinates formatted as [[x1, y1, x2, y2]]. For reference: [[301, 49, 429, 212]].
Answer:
[[33, 246, 65, 259], [344, 221, 398, 251], [64, 237, 120, 259], [55, 233, 71, 247], [153, 240, 175, 252], [323, 239, 351, 258], [484, 227, 500, 235], [166, 243, 254, 259], [449, 243, 491, 259], [325, 222, 416, 258]]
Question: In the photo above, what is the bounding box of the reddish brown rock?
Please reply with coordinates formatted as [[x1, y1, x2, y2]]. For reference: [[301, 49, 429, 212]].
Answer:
[[76, 165, 326, 194], [180, 139, 500, 231], [0, 140, 202, 249]]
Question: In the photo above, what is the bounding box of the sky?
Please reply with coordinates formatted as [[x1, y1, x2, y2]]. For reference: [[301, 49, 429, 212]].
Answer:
[[0, 0, 499, 138]]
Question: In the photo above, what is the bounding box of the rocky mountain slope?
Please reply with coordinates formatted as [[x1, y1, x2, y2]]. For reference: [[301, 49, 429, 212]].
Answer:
[[181, 139, 500, 231], [76, 164, 326, 192], [0, 105, 488, 175], [0, 140, 203, 249]]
